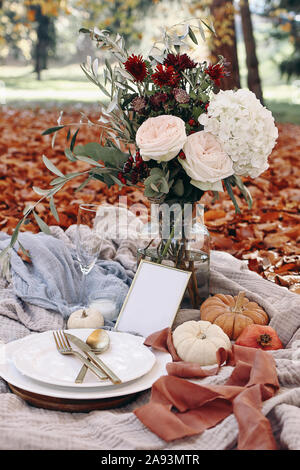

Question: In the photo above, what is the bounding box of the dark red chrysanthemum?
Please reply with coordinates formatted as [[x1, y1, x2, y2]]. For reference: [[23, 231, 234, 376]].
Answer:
[[205, 63, 226, 87], [164, 53, 197, 72], [151, 64, 180, 88], [124, 54, 148, 82]]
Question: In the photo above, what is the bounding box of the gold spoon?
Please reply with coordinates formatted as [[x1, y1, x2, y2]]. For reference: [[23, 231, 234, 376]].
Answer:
[[75, 329, 110, 384]]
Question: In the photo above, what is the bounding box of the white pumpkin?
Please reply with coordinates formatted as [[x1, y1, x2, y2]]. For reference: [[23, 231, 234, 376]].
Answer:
[[172, 320, 231, 366], [67, 308, 104, 329]]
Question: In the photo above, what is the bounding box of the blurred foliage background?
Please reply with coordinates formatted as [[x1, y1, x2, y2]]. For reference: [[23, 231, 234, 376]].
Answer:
[[0, 0, 299, 124]]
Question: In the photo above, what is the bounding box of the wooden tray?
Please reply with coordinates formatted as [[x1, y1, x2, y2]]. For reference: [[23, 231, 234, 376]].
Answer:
[[8, 383, 139, 412]]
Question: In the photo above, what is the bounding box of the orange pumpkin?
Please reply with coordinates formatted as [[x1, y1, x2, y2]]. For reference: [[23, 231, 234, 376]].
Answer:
[[200, 292, 269, 340], [235, 324, 283, 350]]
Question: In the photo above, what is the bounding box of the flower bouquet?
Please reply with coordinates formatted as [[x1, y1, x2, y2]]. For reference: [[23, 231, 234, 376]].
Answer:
[[2, 21, 278, 307]]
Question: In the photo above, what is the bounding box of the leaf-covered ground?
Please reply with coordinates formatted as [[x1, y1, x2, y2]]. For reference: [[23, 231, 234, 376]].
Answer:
[[0, 107, 299, 293]]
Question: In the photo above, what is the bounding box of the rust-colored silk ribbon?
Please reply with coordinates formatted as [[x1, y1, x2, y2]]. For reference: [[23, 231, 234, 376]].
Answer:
[[134, 327, 280, 449]]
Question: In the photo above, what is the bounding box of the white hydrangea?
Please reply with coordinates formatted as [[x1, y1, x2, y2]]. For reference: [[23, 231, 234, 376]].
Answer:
[[199, 89, 278, 178]]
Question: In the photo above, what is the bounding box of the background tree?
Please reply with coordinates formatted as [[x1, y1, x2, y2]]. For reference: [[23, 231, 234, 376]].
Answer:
[[264, 0, 300, 80], [27, 4, 57, 80], [190, 0, 265, 101], [0, 1, 63, 79], [0, 0, 159, 80], [190, 0, 240, 89], [240, 0, 263, 103]]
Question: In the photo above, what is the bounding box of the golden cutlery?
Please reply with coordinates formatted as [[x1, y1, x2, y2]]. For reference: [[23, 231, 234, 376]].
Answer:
[[65, 332, 122, 385], [53, 330, 107, 382]]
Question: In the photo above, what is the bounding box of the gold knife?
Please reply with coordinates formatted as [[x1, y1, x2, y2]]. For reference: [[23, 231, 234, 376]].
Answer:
[[65, 332, 122, 385]]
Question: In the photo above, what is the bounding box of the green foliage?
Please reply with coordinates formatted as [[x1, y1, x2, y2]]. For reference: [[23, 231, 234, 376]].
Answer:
[[144, 167, 172, 199], [73, 143, 129, 168], [77, 0, 159, 45]]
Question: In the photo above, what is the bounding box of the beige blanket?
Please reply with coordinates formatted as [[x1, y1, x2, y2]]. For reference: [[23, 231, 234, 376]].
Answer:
[[1, 225, 300, 450]]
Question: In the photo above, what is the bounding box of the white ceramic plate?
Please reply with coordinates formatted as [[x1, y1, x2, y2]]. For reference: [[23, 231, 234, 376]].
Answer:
[[11, 329, 156, 388], [0, 339, 171, 400]]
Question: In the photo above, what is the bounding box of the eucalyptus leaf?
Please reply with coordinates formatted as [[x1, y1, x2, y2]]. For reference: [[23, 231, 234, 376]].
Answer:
[[75, 155, 106, 167], [201, 19, 216, 35], [223, 178, 241, 214], [143, 186, 157, 198], [42, 126, 65, 136], [49, 196, 59, 222], [197, 22, 206, 42], [75, 176, 93, 193], [32, 186, 51, 196], [109, 173, 125, 187], [80, 65, 99, 87], [234, 175, 253, 209], [188, 27, 198, 45], [150, 183, 160, 192], [0, 247, 11, 281], [106, 95, 119, 113], [92, 172, 116, 188], [70, 128, 80, 152], [33, 212, 52, 235], [49, 176, 66, 186], [159, 178, 170, 194], [64, 148, 77, 162], [92, 58, 99, 76], [73, 143, 128, 168], [42, 155, 65, 178], [10, 218, 24, 247]]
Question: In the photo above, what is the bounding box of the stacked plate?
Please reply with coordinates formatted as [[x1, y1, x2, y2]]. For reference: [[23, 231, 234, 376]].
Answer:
[[0, 329, 171, 411]]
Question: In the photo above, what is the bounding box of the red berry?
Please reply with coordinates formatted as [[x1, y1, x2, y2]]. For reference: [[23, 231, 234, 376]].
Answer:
[[135, 160, 143, 170], [128, 155, 134, 163], [118, 172, 126, 184], [123, 161, 132, 173], [188, 119, 196, 126], [178, 151, 186, 160]]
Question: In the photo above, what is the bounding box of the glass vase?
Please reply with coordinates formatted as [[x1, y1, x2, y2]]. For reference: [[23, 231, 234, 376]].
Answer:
[[137, 202, 210, 309]]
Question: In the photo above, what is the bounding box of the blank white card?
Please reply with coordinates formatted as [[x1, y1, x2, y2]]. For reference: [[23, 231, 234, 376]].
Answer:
[[115, 260, 191, 338]]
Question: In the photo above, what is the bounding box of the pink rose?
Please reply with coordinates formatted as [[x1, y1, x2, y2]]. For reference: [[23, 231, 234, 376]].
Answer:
[[136, 115, 187, 162], [180, 131, 234, 191]]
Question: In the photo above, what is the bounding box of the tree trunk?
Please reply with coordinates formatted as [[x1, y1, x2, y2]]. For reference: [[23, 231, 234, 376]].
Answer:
[[240, 0, 264, 103], [32, 6, 56, 80], [35, 39, 42, 81], [210, 0, 241, 89]]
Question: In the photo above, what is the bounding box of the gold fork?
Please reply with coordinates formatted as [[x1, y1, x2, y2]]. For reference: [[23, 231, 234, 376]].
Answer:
[[53, 330, 107, 382]]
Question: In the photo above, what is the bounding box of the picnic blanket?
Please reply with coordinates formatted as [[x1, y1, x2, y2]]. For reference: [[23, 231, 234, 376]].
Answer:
[[1, 224, 300, 450]]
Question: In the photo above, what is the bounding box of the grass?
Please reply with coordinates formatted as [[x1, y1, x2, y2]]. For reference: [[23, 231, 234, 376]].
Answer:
[[1, 63, 300, 124], [0, 64, 105, 107]]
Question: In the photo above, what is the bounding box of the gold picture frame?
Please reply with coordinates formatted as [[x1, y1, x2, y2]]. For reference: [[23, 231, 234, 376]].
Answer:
[[115, 259, 191, 338]]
